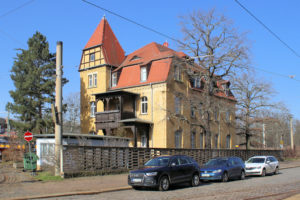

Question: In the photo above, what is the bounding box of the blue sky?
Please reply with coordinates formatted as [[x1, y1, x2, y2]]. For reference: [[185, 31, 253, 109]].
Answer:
[[0, 0, 299, 119]]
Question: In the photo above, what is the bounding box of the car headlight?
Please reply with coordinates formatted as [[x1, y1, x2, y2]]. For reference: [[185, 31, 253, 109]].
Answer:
[[255, 166, 262, 169], [212, 169, 222, 173], [145, 172, 158, 176]]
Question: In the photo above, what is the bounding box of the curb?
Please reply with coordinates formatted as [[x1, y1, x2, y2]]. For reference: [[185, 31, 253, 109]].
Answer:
[[8, 186, 132, 200], [4, 165, 300, 200]]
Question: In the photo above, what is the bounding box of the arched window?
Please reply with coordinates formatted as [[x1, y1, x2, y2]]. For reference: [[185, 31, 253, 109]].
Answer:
[[141, 96, 148, 114], [226, 134, 231, 149]]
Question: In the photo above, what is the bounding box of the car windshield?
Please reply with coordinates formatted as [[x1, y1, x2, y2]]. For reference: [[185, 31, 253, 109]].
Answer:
[[144, 157, 170, 167], [247, 158, 265, 163], [205, 159, 227, 166]]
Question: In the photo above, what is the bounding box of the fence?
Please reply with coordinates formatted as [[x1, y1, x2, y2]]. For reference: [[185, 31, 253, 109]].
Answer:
[[62, 145, 283, 176]]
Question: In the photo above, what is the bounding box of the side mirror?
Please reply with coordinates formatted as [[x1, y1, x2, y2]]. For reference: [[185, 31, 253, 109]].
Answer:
[[171, 163, 176, 167], [266, 160, 270, 164]]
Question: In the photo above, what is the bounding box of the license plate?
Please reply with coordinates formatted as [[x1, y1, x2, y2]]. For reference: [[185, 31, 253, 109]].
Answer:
[[202, 173, 210, 177], [132, 178, 142, 183]]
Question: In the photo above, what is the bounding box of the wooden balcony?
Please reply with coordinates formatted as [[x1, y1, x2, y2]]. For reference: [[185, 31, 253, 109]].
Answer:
[[95, 110, 135, 130]]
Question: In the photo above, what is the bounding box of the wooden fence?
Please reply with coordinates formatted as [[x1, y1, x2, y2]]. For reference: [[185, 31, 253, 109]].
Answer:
[[62, 145, 283, 176]]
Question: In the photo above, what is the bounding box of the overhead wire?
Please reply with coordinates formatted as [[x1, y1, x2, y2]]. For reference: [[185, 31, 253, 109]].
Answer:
[[82, 0, 298, 83], [234, 0, 300, 59], [0, 0, 35, 47], [0, 0, 35, 19]]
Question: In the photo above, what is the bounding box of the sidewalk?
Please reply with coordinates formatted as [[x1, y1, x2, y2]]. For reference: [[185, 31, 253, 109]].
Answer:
[[1, 160, 300, 200]]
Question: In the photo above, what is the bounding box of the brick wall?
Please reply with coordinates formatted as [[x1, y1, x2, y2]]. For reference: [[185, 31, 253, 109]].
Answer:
[[62, 145, 283, 176]]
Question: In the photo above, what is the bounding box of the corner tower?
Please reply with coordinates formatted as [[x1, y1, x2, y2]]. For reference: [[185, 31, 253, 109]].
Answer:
[[79, 16, 125, 134]]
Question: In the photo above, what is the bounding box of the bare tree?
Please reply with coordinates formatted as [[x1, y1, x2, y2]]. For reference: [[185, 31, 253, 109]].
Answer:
[[178, 9, 249, 147], [294, 120, 300, 147], [63, 92, 80, 133], [232, 72, 276, 149]]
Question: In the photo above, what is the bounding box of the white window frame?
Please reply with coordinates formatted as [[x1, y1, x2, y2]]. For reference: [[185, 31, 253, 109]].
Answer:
[[90, 101, 96, 117], [140, 66, 147, 82], [112, 72, 117, 87], [88, 72, 98, 88], [141, 96, 148, 114]]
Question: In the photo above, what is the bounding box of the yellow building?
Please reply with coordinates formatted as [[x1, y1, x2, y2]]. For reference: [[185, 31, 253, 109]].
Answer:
[[79, 17, 236, 149]]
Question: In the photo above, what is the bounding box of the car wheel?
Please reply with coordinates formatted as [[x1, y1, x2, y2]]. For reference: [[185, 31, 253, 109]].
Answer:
[[274, 167, 279, 175], [261, 168, 266, 177], [222, 172, 228, 182], [159, 176, 170, 191], [240, 170, 245, 180], [191, 173, 200, 187]]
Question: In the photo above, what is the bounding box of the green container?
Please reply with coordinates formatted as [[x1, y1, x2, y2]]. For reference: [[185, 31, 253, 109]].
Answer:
[[23, 152, 38, 171]]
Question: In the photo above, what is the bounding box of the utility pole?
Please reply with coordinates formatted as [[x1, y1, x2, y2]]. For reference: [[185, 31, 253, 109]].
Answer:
[[55, 41, 63, 177], [262, 123, 265, 148], [290, 116, 294, 150]]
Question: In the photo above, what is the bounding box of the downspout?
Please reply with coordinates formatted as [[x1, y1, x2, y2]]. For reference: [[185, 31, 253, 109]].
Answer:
[[151, 83, 154, 148]]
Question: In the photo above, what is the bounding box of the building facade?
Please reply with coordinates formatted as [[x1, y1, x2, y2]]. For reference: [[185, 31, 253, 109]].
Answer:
[[79, 17, 236, 149]]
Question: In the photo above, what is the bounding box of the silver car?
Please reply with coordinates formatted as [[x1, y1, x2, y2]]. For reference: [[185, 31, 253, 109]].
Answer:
[[245, 156, 279, 176]]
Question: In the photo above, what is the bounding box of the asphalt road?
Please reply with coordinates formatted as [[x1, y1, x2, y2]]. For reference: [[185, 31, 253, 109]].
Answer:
[[38, 167, 300, 200]]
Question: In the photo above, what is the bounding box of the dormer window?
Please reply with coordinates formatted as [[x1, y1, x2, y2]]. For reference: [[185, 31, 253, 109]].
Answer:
[[90, 53, 95, 62], [112, 72, 117, 87], [140, 66, 147, 82], [131, 55, 141, 61]]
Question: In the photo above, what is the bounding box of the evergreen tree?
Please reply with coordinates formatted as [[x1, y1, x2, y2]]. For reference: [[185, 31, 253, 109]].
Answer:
[[7, 31, 67, 134]]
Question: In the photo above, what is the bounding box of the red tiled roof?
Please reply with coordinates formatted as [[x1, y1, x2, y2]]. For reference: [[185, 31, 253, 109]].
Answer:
[[115, 42, 178, 71], [84, 17, 125, 67], [112, 58, 172, 89]]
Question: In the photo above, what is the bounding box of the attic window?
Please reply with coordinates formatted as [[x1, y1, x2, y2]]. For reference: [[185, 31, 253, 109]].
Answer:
[[90, 53, 95, 62], [131, 55, 141, 61]]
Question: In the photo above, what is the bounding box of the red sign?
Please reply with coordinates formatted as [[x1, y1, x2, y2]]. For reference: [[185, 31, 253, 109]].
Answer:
[[24, 131, 33, 142]]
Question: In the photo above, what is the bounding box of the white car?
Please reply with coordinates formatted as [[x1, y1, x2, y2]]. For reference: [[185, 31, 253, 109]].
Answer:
[[245, 156, 279, 176]]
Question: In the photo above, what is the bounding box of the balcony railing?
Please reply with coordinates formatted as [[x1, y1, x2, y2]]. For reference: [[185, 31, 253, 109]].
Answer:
[[95, 110, 135, 130]]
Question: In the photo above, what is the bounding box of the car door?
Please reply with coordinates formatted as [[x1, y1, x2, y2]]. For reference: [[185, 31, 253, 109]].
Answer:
[[269, 157, 277, 172], [226, 158, 237, 178], [169, 157, 183, 183], [265, 157, 273, 173], [178, 156, 192, 182]]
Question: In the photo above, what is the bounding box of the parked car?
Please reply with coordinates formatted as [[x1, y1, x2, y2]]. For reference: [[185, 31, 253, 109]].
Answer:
[[128, 155, 201, 191], [200, 157, 245, 182], [245, 156, 279, 176]]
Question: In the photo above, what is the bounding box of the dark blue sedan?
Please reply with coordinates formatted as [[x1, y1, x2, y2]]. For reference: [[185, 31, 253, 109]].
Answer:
[[200, 157, 245, 182]]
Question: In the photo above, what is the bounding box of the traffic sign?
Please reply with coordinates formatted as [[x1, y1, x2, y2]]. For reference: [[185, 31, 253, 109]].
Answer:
[[24, 131, 33, 142]]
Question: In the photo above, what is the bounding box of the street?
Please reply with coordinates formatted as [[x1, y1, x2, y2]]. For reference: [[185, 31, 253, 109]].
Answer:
[[41, 167, 300, 200]]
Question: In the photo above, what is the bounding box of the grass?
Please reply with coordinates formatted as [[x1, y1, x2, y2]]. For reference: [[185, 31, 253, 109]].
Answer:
[[35, 171, 64, 182]]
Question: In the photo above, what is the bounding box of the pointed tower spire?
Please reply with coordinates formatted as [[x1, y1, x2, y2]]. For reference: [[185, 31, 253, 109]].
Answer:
[[84, 17, 125, 66]]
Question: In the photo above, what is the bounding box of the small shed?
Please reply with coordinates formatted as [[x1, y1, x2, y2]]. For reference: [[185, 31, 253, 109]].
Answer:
[[35, 133, 131, 170]]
